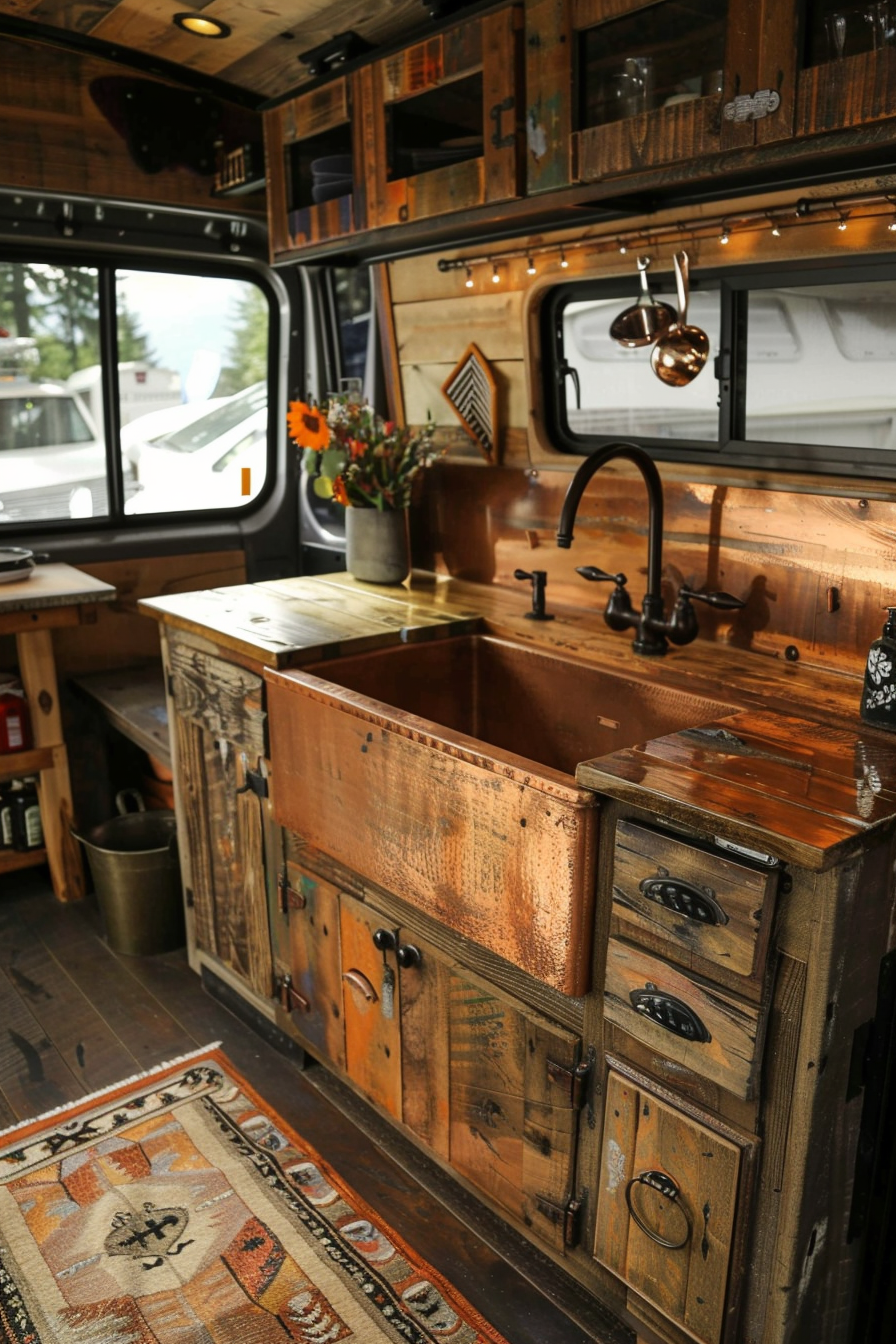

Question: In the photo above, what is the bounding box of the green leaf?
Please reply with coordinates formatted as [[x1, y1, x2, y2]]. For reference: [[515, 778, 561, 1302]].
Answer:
[[321, 447, 346, 480]]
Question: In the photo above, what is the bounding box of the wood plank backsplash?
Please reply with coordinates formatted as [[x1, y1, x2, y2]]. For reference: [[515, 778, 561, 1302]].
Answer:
[[389, 189, 896, 677]]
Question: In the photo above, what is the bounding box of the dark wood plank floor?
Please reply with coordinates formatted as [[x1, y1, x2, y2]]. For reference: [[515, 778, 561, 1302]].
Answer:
[[0, 866, 631, 1344]]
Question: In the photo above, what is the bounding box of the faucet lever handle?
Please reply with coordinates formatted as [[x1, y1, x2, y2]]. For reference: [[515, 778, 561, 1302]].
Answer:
[[679, 585, 745, 610], [576, 566, 628, 586]]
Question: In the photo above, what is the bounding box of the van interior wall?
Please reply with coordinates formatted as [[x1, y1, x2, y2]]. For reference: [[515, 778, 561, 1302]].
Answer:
[[0, 35, 264, 211], [391, 193, 896, 679]]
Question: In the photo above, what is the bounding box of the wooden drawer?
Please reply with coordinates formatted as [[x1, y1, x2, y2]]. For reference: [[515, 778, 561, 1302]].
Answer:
[[283, 862, 345, 1071], [604, 937, 764, 1101], [595, 1067, 752, 1344], [612, 820, 779, 993]]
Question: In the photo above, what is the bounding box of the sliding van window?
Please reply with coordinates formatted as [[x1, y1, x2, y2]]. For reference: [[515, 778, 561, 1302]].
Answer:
[[543, 259, 896, 478], [0, 259, 272, 528]]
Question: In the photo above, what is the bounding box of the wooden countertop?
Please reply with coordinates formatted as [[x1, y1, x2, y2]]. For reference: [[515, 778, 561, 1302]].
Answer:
[[140, 570, 896, 869], [0, 563, 116, 614]]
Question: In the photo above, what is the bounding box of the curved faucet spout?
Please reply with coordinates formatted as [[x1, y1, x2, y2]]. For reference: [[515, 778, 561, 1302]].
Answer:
[[556, 441, 664, 601]]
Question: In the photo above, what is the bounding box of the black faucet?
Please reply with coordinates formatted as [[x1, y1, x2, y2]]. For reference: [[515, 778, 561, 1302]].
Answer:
[[556, 441, 744, 656], [513, 568, 554, 620]]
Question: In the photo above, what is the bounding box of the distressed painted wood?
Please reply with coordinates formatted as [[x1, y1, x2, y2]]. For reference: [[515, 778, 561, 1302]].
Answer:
[[576, 97, 723, 181], [167, 637, 266, 756], [399, 929, 451, 1160], [604, 937, 764, 1101], [285, 860, 346, 1070], [611, 817, 779, 991], [265, 663, 599, 997], [338, 891, 402, 1119], [524, 0, 574, 193], [447, 973, 581, 1251], [594, 1068, 746, 1344]]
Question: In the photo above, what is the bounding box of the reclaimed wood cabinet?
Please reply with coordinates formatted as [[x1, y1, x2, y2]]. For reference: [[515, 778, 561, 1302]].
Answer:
[[264, 6, 524, 261], [162, 630, 276, 1006], [264, 75, 364, 261]]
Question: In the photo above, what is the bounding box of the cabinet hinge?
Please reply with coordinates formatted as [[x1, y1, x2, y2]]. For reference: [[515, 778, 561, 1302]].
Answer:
[[278, 866, 307, 914], [534, 1193, 583, 1249], [276, 973, 310, 1015], [547, 1046, 595, 1109], [237, 764, 268, 800], [723, 89, 781, 123]]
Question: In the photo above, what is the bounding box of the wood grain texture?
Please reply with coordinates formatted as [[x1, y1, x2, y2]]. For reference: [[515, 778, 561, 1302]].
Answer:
[[797, 48, 896, 137], [399, 929, 451, 1159], [576, 97, 723, 180], [266, 668, 599, 996], [339, 891, 402, 1119], [168, 636, 266, 755], [286, 861, 345, 1069], [524, 0, 574, 193], [604, 937, 764, 1101], [594, 1068, 745, 1344], [610, 817, 778, 991]]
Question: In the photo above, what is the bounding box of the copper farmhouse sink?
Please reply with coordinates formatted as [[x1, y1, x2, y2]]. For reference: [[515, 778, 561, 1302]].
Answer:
[[266, 634, 736, 996]]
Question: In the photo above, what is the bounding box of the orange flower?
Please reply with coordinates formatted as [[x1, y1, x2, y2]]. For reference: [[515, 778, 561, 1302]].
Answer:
[[286, 400, 330, 451], [348, 437, 366, 461], [332, 475, 349, 506]]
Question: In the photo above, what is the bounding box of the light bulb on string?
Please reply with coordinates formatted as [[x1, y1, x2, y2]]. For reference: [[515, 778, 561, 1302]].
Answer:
[[837, 211, 848, 232], [618, 239, 628, 255], [768, 214, 781, 237], [491, 261, 500, 284], [559, 247, 569, 268], [464, 266, 474, 288], [526, 256, 537, 275], [887, 200, 896, 232], [719, 222, 730, 244]]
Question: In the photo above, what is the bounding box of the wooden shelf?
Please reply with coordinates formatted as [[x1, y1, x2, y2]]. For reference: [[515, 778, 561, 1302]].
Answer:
[[0, 847, 47, 875], [0, 747, 55, 779]]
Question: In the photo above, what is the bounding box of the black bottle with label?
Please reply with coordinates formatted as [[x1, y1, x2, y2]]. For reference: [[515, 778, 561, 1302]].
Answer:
[[861, 607, 896, 731], [11, 778, 43, 852]]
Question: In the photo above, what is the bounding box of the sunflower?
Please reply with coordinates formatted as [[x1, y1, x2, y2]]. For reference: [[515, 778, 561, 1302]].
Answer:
[[286, 400, 330, 451]]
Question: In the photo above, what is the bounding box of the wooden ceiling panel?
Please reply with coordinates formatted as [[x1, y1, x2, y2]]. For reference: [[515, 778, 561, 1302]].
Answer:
[[0, 0, 433, 97]]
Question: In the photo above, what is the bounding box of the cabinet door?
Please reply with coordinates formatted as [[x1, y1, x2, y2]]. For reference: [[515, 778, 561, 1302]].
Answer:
[[359, 7, 523, 229], [526, 0, 795, 192], [447, 974, 584, 1253], [282, 860, 345, 1070], [264, 76, 362, 261], [595, 1068, 751, 1344], [795, 2, 896, 139], [339, 892, 402, 1118], [169, 642, 272, 1001]]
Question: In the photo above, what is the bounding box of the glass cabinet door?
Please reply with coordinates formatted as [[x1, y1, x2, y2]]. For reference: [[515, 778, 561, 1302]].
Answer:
[[797, 0, 896, 135]]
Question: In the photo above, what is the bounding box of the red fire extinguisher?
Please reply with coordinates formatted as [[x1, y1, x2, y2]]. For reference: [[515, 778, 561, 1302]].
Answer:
[[0, 693, 32, 753]]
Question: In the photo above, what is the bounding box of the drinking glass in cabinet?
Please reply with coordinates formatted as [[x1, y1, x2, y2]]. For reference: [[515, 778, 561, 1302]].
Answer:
[[578, 0, 727, 130]]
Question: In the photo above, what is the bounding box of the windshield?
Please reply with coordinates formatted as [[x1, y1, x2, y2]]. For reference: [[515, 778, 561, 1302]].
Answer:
[[0, 392, 95, 450], [153, 382, 267, 453]]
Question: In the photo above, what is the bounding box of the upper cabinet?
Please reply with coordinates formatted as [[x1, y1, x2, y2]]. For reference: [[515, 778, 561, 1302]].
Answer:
[[358, 6, 524, 229], [265, 6, 523, 263], [264, 75, 363, 260], [526, 0, 798, 191], [796, 0, 896, 137]]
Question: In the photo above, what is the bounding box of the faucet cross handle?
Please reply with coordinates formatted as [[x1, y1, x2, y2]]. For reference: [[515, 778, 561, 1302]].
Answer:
[[678, 585, 745, 610], [575, 566, 628, 585]]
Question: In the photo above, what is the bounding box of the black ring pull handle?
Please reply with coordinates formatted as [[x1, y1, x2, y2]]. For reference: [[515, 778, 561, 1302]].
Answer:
[[625, 1170, 691, 1249], [639, 876, 729, 926], [629, 987, 711, 1042]]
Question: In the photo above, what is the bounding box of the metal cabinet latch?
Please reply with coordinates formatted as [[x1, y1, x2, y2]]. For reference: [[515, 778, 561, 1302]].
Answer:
[[490, 96, 515, 148], [723, 89, 781, 123], [278, 867, 307, 914], [534, 1194, 583, 1248]]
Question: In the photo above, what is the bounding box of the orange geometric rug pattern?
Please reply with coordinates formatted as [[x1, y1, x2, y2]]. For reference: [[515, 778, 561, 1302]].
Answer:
[[0, 1046, 509, 1344]]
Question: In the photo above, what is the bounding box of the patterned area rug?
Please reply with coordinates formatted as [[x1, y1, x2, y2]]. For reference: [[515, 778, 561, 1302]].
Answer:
[[0, 1045, 507, 1344]]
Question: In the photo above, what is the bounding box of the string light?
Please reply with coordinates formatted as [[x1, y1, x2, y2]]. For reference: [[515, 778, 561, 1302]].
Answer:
[[436, 188, 896, 282]]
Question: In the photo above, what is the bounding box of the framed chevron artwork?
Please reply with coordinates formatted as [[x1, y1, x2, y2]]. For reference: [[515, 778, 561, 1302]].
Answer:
[[441, 343, 500, 464]]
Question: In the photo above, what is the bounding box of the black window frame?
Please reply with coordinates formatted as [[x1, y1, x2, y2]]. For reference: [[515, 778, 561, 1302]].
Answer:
[[542, 253, 896, 480], [0, 245, 284, 537]]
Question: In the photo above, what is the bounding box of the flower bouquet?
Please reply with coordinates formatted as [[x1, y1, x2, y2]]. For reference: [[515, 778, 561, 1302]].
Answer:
[[287, 396, 442, 511]]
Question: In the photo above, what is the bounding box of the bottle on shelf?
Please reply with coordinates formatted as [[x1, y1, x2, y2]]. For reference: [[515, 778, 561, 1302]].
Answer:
[[0, 780, 16, 849], [0, 679, 32, 754], [11, 777, 42, 852]]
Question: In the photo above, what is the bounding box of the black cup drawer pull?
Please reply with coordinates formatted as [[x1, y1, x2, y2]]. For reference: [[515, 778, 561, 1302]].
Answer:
[[629, 987, 711, 1042], [639, 875, 729, 926]]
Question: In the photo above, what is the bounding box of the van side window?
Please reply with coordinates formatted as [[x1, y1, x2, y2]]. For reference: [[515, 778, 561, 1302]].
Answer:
[[0, 260, 272, 527], [543, 263, 896, 477]]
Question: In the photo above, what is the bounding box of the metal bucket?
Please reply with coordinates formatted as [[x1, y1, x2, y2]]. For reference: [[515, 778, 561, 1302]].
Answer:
[[73, 790, 185, 956]]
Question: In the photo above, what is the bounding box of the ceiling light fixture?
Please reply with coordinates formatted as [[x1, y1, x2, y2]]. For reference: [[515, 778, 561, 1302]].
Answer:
[[719, 223, 730, 244], [491, 261, 500, 283], [837, 210, 848, 232], [559, 247, 569, 269], [526, 256, 537, 275], [173, 12, 232, 38], [464, 266, 474, 288]]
